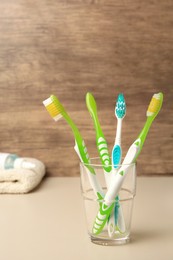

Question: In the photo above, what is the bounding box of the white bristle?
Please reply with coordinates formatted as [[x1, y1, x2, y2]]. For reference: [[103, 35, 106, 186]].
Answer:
[[153, 93, 160, 99], [43, 97, 52, 107], [54, 114, 62, 121]]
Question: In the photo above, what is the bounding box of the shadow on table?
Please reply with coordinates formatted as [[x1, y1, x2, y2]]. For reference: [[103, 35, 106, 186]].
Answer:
[[131, 229, 161, 244]]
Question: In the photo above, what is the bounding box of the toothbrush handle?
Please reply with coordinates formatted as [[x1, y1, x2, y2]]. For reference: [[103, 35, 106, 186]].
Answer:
[[97, 136, 112, 173], [112, 117, 123, 168], [92, 165, 128, 235], [74, 140, 105, 198], [115, 119, 122, 145], [93, 201, 115, 235]]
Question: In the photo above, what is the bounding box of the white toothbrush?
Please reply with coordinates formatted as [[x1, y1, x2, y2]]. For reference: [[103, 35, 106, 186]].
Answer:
[[108, 93, 126, 236]]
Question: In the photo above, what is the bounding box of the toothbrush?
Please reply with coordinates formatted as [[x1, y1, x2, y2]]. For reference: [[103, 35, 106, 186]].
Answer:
[[112, 93, 126, 168], [92, 92, 163, 235], [86, 92, 118, 238], [108, 93, 126, 236], [86, 92, 112, 187], [43, 95, 104, 199]]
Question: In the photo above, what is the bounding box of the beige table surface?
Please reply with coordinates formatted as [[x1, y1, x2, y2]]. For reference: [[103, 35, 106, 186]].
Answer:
[[0, 176, 173, 260]]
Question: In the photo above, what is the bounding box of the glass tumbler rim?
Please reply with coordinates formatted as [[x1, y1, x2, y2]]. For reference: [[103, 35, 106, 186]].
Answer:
[[80, 157, 136, 168]]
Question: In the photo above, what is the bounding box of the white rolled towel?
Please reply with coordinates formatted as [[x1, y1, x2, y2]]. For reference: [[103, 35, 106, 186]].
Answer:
[[0, 157, 46, 194]]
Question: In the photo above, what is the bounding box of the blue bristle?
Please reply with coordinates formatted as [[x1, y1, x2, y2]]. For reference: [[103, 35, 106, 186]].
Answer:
[[115, 93, 126, 118]]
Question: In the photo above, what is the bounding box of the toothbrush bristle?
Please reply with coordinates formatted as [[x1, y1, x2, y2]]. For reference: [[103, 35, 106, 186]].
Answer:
[[115, 93, 126, 119], [43, 95, 63, 121], [147, 92, 163, 117]]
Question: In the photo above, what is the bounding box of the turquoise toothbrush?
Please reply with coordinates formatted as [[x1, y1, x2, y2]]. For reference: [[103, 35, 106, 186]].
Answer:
[[92, 92, 163, 235], [112, 93, 126, 167], [86, 92, 112, 187], [108, 93, 126, 236], [43, 95, 104, 199]]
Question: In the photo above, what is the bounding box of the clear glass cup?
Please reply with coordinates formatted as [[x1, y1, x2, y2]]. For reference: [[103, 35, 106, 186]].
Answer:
[[80, 158, 136, 246]]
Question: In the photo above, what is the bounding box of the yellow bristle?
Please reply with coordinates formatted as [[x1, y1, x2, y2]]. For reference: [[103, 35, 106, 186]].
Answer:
[[147, 97, 160, 114], [45, 102, 62, 120]]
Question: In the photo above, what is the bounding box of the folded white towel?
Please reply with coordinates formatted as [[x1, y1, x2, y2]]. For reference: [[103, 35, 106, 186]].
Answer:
[[0, 157, 46, 194]]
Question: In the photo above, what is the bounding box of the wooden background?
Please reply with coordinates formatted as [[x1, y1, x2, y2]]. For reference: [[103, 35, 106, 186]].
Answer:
[[0, 0, 172, 176]]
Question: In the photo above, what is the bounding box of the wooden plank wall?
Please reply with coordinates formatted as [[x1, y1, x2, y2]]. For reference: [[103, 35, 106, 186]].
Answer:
[[0, 0, 172, 176]]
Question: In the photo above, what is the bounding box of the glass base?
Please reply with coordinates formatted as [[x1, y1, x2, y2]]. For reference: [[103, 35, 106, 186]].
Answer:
[[90, 235, 130, 246]]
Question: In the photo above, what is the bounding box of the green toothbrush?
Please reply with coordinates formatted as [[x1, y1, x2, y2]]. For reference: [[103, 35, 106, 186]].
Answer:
[[86, 92, 112, 186], [43, 95, 104, 198]]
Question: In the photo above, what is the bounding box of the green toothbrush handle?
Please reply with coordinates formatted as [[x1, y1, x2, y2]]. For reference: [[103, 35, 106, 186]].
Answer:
[[74, 137, 105, 198], [133, 117, 153, 162], [92, 202, 115, 235], [74, 135, 95, 174], [65, 114, 104, 197], [86, 92, 112, 173], [96, 136, 112, 173], [65, 115, 95, 174]]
